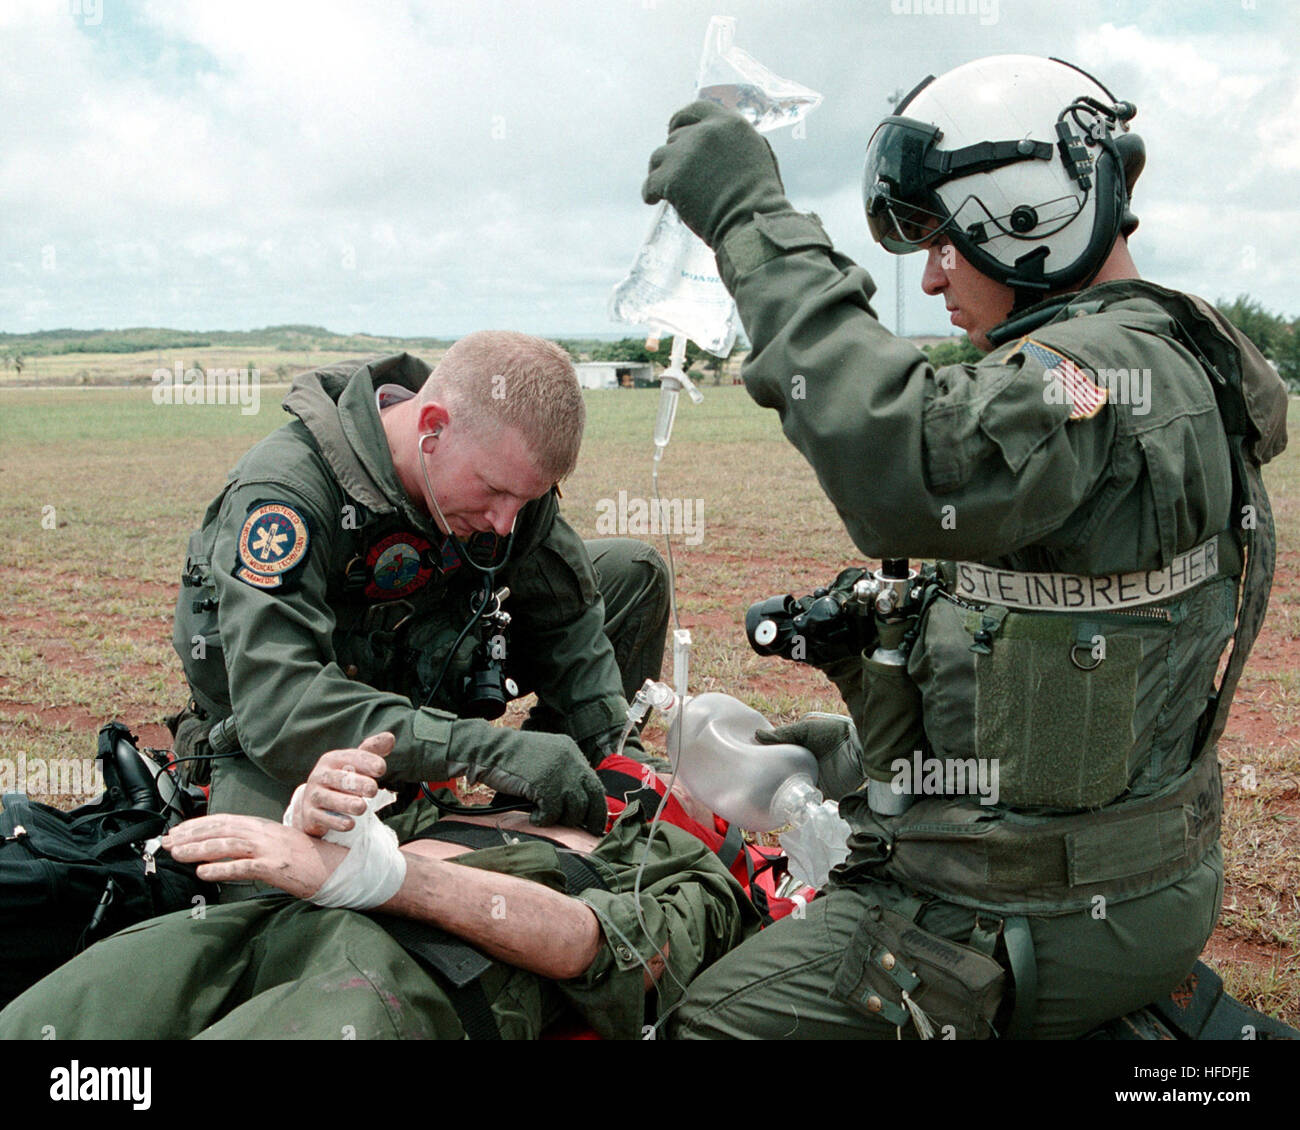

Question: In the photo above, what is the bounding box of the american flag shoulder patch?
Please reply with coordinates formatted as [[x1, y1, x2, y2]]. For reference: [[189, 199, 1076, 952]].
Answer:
[[1018, 338, 1108, 420]]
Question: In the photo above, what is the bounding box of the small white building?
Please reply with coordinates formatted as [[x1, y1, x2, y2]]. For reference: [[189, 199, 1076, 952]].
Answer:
[[575, 361, 653, 389]]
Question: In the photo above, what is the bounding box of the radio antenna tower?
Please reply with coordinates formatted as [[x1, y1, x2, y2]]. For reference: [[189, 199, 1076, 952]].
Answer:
[[886, 87, 906, 338]]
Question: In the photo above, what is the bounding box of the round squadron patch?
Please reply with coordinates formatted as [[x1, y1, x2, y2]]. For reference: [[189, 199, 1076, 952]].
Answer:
[[235, 503, 310, 590], [364, 531, 433, 600]]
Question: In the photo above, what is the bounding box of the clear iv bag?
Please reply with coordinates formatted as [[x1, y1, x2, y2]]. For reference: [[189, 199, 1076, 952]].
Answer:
[[694, 16, 823, 132], [608, 15, 822, 356]]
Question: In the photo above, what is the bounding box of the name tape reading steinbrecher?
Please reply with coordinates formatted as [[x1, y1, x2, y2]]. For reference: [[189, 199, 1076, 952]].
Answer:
[[953, 538, 1220, 613]]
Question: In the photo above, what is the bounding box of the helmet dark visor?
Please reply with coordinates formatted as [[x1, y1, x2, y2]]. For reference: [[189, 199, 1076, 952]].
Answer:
[[863, 116, 955, 254], [864, 114, 1056, 254]]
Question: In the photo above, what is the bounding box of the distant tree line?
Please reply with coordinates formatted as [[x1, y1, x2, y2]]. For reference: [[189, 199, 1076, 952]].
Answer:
[[1213, 296, 1300, 391], [923, 338, 984, 367], [6, 300, 1293, 391], [0, 326, 457, 359]]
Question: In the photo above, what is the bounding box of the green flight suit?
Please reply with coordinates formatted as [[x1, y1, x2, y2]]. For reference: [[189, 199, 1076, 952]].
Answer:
[[0, 804, 759, 1040], [672, 211, 1287, 1039], [173, 354, 669, 834]]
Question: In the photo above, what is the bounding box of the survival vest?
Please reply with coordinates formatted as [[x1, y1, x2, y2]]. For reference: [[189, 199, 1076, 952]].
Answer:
[[853, 282, 1285, 902], [838, 281, 1287, 1036]]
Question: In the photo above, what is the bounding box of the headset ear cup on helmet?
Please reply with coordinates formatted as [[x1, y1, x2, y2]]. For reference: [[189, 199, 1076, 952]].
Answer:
[[1114, 132, 1145, 235], [1091, 138, 1130, 259]]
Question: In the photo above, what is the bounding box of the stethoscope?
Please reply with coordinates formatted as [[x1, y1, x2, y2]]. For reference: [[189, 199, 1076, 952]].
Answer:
[[417, 429, 516, 574], [416, 430, 515, 709]]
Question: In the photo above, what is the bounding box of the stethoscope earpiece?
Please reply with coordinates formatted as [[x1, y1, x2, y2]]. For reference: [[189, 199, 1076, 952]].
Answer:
[[415, 429, 515, 575]]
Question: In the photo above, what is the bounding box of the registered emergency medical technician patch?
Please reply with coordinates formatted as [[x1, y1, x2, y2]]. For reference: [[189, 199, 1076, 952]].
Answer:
[[234, 502, 310, 590], [1019, 339, 1108, 420], [364, 531, 433, 600]]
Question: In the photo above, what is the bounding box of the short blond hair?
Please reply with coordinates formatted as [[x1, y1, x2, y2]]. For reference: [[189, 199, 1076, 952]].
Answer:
[[423, 331, 585, 482]]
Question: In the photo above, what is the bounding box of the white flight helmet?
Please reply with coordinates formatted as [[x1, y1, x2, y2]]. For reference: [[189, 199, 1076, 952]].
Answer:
[[863, 55, 1144, 310]]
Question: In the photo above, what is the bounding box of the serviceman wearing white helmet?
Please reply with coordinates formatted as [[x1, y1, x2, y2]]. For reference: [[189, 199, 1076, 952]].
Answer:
[[642, 55, 1287, 1039]]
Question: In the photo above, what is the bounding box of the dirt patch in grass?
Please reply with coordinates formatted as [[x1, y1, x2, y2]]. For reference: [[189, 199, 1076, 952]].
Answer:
[[1203, 933, 1291, 967], [1203, 559, 1300, 1025], [0, 703, 173, 745]]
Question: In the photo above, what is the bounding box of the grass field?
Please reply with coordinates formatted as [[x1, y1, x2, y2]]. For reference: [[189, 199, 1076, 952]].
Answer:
[[1, 368, 1296, 1026]]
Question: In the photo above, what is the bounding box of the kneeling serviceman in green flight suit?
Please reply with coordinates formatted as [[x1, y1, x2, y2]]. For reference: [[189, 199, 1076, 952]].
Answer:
[[171, 331, 671, 899], [641, 55, 1287, 1039]]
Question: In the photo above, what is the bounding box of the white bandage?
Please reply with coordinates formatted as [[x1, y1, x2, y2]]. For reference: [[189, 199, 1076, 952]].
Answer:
[[283, 784, 407, 910]]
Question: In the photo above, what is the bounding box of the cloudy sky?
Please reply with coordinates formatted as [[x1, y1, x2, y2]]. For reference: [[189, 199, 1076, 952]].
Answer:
[[1, 0, 1295, 342]]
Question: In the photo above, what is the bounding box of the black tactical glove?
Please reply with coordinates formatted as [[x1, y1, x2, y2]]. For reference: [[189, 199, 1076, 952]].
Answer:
[[642, 100, 791, 250], [444, 719, 607, 835], [755, 713, 865, 802]]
